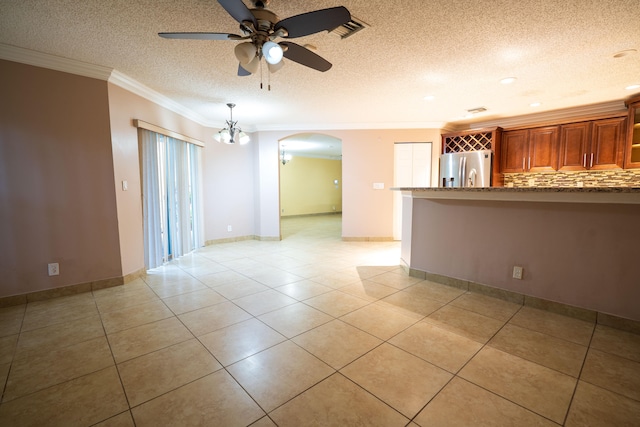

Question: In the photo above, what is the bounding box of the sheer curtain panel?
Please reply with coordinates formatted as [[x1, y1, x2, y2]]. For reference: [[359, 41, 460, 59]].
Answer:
[[140, 129, 204, 269], [141, 129, 164, 269]]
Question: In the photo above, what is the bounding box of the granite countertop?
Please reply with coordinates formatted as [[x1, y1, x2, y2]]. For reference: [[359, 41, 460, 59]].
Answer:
[[392, 186, 640, 193], [392, 186, 640, 204]]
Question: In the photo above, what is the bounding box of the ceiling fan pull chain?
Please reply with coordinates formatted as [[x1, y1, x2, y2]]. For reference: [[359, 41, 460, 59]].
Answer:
[[259, 59, 263, 89]]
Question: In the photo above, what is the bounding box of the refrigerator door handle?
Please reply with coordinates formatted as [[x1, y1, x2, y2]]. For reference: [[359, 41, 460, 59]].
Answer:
[[459, 156, 466, 187]]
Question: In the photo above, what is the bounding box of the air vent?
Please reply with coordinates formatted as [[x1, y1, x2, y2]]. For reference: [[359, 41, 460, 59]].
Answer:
[[331, 16, 369, 39], [467, 107, 487, 114]]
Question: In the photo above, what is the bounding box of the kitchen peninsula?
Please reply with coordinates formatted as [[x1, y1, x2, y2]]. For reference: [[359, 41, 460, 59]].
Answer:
[[395, 187, 640, 324]]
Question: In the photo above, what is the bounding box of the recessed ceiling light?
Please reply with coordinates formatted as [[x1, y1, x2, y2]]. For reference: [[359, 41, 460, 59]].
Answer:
[[530, 102, 541, 107], [500, 77, 517, 84], [626, 84, 640, 90], [613, 49, 637, 58], [423, 95, 435, 101]]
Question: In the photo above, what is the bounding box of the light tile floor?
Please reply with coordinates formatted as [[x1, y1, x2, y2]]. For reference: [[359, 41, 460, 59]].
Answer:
[[1, 214, 640, 426]]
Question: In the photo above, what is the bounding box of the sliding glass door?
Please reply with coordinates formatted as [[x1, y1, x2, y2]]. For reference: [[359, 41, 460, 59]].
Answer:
[[140, 129, 203, 269]]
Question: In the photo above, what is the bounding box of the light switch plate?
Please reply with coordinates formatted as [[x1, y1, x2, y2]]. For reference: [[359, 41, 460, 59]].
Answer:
[[373, 182, 385, 190], [512, 266, 523, 280]]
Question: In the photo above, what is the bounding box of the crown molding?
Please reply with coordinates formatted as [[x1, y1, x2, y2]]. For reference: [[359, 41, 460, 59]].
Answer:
[[0, 43, 113, 81], [254, 121, 446, 132], [460, 100, 627, 130], [107, 70, 214, 128], [0, 43, 217, 128]]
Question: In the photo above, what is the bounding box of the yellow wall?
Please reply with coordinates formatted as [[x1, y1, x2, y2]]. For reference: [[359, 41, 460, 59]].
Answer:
[[280, 156, 342, 216]]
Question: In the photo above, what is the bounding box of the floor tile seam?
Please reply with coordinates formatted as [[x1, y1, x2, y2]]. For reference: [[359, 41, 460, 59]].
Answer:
[[445, 376, 566, 426], [0, 333, 20, 371], [98, 294, 173, 312], [483, 341, 584, 379], [223, 350, 334, 418], [405, 373, 459, 426], [488, 321, 591, 352], [446, 305, 522, 381], [585, 344, 640, 365], [98, 298, 177, 336], [446, 292, 520, 323], [10, 323, 109, 363], [382, 339, 472, 377], [200, 329, 287, 369], [298, 296, 374, 320], [324, 371, 412, 422], [124, 370, 231, 415], [235, 298, 300, 318], [506, 319, 596, 347], [161, 294, 232, 317], [22, 301, 98, 320], [19, 301, 102, 334], [418, 317, 496, 347], [575, 377, 640, 404], [457, 344, 578, 425], [0, 365, 121, 409], [271, 314, 337, 341], [110, 332, 197, 366], [101, 313, 179, 336]]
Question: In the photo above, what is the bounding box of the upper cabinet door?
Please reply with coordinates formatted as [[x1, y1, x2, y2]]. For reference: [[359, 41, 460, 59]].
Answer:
[[528, 126, 559, 171], [558, 122, 591, 171], [624, 96, 640, 169], [500, 130, 528, 173], [590, 117, 625, 170]]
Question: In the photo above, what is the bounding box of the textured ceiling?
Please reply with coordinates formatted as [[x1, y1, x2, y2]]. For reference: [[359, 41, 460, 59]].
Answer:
[[1, 0, 639, 132]]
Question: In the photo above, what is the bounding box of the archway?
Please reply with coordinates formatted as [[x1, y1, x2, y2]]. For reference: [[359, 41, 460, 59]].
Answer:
[[278, 133, 343, 239]]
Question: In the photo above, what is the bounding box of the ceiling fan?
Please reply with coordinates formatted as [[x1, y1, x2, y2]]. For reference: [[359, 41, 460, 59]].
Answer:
[[159, 0, 351, 76]]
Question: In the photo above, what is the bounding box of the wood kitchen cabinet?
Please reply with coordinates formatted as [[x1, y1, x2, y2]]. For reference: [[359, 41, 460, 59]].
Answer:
[[624, 94, 640, 168], [500, 126, 558, 173], [558, 118, 625, 171]]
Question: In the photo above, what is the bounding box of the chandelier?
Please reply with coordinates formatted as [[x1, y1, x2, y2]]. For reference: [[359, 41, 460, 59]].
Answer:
[[214, 103, 250, 145], [280, 147, 292, 165]]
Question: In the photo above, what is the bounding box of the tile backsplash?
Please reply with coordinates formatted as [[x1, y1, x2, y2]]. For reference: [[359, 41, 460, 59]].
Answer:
[[504, 169, 640, 187]]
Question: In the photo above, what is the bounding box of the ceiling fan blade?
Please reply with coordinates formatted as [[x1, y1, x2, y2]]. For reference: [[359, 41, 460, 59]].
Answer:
[[217, 0, 256, 26], [238, 63, 251, 76], [275, 6, 350, 38], [281, 42, 332, 72], [159, 32, 243, 40]]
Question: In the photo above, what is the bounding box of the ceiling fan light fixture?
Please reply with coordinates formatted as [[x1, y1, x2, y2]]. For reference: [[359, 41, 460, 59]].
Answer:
[[267, 60, 284, 73], [243, 55, 260, 74], [262, 41, 283, 64], [234, 42, 257, 65]]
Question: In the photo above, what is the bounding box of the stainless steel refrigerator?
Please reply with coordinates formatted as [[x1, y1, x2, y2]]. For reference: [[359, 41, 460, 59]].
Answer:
[[439, 150, 492, 187]]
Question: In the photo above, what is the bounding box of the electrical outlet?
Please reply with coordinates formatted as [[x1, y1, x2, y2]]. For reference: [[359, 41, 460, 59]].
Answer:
[[512, 266, 523, 280], [48, 263, 59, 276], [227, 225, 232, 232]]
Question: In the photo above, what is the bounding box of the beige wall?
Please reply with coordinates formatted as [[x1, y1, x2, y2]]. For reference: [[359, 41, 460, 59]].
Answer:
[[107, 83, 259, 263], [409, 198, 640, 321], [257, 129, 440, 239], [280, 157, 342, 216], [107, 83, 209, 276], [0, 60, 122, 297], [0, 61, 260, 299]]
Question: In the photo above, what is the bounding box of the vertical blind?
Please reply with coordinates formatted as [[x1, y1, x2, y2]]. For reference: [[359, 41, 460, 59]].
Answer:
[[140, 128, 204, 269]]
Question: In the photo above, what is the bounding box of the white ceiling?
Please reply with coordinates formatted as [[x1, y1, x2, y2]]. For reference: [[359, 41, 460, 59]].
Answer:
[[1, 0, 639, 134]]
